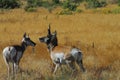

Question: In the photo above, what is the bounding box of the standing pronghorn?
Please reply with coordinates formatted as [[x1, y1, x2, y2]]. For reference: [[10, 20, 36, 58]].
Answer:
[[39, 26, 85, 74], [2, 33, 36, 80]]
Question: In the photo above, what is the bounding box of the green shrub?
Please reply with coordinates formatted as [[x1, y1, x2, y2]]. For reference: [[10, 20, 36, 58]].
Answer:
[[26, 0, 41, 8], [100, 1, 107, 7], [86, 0, 100, 8], [40, 1, 53, 8], [76, 9, 83, 13], [118, 0, 120, 6], [62, 0, 77, 11], [62, 1, 70, 9], [59, 9, 73, 15], [24, 6, 37, 12], [85, 0, 107, 9], [71, 0, 84, 3], [52, 0, 60, 4], [24, 0, 41, 11], [0, 0, 20, 9], [110, 8, 120, 14], [41, 1, 57, 13]]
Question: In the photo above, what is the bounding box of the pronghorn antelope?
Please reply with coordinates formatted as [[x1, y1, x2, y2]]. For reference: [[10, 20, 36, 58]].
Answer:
[[39, 26, 85, 74], [2, 33, 36, 79]]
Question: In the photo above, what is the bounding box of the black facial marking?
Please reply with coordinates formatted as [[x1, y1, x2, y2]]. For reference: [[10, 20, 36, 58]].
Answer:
[[39, 32, 58, 49]]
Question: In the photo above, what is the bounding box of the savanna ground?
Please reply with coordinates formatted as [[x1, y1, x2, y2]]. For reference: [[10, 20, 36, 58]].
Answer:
[[0, 6, 120, 80]]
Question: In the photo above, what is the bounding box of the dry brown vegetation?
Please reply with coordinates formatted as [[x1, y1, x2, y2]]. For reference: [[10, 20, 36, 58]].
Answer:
[[0, 8, 120, 80]]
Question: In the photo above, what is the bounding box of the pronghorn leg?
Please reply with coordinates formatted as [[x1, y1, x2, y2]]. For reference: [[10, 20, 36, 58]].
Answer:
[[15, 63, 23, 80], [8, 64, 11, 80], [14, 63, 18, 74], [50, 63, 55, 73], [12, 63, 15, 79], [6, 63, 11, 80], [67, 62, 76, 76], [53, 64, 60, 74], [68, 62, 76, 72], [76, 59, 85, 72], [14, 63, 19, 80], [14, 63, 17, 80], [59, 65, 63, 73], [3, 56, 11, 80]]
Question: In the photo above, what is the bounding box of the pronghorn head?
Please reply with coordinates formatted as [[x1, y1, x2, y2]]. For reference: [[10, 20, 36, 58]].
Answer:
[[22, 33, 36, 47], [39, 26, 58, 48]]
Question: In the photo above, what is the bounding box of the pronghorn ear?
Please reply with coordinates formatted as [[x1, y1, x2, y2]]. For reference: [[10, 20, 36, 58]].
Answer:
[[23, 32, 26, 38], [48, 24, 51, 35], [53, 30, 57, 36], [28, 33, 29, 37]]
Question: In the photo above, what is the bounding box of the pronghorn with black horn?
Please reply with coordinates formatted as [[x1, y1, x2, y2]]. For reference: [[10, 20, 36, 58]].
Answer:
[[2, 33, 36, 80], [39, 25, 85, 75]]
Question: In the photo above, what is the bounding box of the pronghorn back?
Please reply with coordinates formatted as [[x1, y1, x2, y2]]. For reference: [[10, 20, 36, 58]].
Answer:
[[52, 45, 72, 54], [3, 46, 17, 62], [51, 45, 82, 60]]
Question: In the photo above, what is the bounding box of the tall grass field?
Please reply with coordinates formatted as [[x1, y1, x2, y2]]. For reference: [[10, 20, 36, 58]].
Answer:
[[0, 8, 120, 80]]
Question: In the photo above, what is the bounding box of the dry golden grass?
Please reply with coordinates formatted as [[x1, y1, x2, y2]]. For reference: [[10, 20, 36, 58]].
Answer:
[[0, 8, 120, 80]]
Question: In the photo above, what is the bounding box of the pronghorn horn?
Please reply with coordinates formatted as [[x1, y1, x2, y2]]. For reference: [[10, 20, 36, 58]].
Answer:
[[48, 24, 51, 35], [23, 32, 26, 37], [55, 30, 57, 34], [54, 30, 57, 35]]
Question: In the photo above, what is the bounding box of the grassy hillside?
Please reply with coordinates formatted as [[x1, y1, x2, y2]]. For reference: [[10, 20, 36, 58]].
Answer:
[[0, 8, 120, 80]]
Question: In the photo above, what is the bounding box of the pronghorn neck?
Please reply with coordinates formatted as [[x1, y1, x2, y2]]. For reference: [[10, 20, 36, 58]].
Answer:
[[47, 38, 58, 52], [47, 43, 56, 53], [21, 42, 27, 52], [47, 44, 55, 52]]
